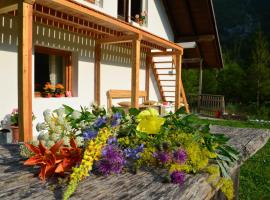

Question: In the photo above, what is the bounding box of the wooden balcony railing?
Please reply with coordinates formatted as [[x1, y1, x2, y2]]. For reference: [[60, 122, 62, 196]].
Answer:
[[187, 94, 225, 117]]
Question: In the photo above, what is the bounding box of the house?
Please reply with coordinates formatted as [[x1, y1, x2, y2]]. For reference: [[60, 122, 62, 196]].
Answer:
[[0, 0, 222, 142]]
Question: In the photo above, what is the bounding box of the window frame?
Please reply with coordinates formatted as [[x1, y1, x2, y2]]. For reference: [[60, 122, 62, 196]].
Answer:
[[34, 46, 73, 98], [117, 0, 147, 26]]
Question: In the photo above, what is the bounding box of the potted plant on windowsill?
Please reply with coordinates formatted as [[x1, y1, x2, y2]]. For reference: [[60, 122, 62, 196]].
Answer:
[[42, 82, 54, 97], [134, 11, 147, 26], [54, 83, 65, 97]]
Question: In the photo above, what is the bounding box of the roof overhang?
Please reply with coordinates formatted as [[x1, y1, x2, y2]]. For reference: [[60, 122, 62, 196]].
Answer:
[[162, 0, 223, 69]]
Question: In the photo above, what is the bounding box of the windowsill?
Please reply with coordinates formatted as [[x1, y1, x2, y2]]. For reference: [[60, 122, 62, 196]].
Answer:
[[71, 0, 103, 12], [130, 21, 148, 30], [34, 92, 74, 98]]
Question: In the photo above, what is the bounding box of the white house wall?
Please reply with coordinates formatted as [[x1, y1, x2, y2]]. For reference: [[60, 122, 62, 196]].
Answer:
[[0, 14, 163, 137], [74, 0, 174, 41]]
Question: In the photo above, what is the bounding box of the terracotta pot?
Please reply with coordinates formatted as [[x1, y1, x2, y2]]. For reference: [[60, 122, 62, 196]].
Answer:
[[11, 126, 19, 144], [54, 94, 65, 98], [42, 93, 52, 98]]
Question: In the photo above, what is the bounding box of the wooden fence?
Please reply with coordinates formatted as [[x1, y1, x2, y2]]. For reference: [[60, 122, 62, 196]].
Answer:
[[187, 94, 225, 117]]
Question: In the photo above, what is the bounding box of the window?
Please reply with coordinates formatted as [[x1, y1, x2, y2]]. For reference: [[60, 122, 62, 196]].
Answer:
[[131, 0, 142, 20], [117, 0, 147, 25], [34, 46, 72, 97], [83, 0, 103, 7]]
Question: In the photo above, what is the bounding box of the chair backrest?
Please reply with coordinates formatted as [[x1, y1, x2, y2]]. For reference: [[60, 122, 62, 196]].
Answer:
[[106, 89, 147, 109]]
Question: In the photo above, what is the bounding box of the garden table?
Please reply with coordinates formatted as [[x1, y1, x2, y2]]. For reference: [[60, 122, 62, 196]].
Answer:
[[0, 126, 269, 200]]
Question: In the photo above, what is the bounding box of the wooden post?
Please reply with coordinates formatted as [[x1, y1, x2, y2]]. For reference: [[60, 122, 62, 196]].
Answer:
[[198, 59, 203, 113], [131, 38, 141, 108], [175, 52, 182, 110], [18, 1, 34, 142], [145, 54, 151, 101], [94, 42, 101, 105]]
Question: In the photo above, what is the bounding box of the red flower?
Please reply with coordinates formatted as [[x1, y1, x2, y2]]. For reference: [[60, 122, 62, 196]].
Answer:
[[55, 138, 82, 173], [24, 140, 63, 181]]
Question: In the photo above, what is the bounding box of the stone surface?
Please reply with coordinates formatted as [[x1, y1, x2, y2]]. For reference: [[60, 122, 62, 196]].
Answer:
[[0, 126, 269, 200]]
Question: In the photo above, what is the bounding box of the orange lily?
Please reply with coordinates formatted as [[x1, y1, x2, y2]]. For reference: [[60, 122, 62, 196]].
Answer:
[[24, 140, 63, 181], [55, 138, 82, 173]]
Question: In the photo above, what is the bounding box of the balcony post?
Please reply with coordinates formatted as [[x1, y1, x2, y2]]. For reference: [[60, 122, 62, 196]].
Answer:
[[18, 0, 34, 142], [131, 37, 141, 108]]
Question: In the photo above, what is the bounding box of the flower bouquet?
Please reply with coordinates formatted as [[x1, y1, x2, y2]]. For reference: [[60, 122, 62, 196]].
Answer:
[[21, 106, 238, 200]]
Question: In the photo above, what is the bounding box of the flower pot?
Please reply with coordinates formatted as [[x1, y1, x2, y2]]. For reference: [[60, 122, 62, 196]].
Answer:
[[11, 126, 19, 144], [43, 93, 52, 98], [54, 94, 65, 98]]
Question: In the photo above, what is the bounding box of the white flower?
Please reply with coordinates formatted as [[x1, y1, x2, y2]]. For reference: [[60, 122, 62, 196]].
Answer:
[[135, 14, 139, 19], [46, 140, 55, 148], [63, 123, 72, 132], [75, 136, 84, 147], [54, 125, 63, 135], [36, 122, 47, 132], [57, 116, 65, 125], [63, 136, 70, 146], [38, 132, 49, 141], [43, 109, 51, 118], [50, 133, 60, 142], [56, 108, 65, 117], [44, 115, 51, 123], [71, 110, 81, 119]]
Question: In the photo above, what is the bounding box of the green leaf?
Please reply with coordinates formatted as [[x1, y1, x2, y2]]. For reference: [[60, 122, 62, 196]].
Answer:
[[217, 160, 230, 178], [63, 104, 74, 115], [129, 108, 140, 116]]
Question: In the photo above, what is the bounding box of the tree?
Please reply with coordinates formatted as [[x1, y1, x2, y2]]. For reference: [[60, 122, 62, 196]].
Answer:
[[249, 29, 270, 108]]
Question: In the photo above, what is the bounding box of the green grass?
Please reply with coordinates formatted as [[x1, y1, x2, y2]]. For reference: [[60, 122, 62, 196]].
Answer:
[[188, 115, 270, 129], [188, 115, 270, 200], [239, 139, 270, 200]]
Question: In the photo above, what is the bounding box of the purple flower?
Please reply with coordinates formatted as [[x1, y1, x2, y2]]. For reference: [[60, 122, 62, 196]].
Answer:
[[153, 151, 171, 164], [94, 116, 107, 128], [170, 171, 185, 186], [83, 129, 98, 140], [124, 144, 144, 160], [98, 145, 125, 175], [108, 137, 118, 145], [111, 112, 122, 127], [173, 149, 187, 164]]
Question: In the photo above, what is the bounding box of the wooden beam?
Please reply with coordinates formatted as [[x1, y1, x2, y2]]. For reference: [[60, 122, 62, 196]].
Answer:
[[175, 53, 182, 110], [97, 35, 139, 45], [150, 51, 182, 57], [183, 58, 202, 64], [0, 4, 18, 14], [131, 39, 141, 108], [198, 59, 203, 95], [0, 0, 18, 8], [145, 54, 151, 101], [94, 43, 101, 105], [18, 1, 33, 142], [176, 34, 215, 43], [35, 0, 183, 51]]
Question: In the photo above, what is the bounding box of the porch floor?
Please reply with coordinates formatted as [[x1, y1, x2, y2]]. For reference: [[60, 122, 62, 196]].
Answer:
[[0, 126, 269, 200]]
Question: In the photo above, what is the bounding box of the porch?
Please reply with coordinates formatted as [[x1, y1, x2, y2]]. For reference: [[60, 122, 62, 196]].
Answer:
[[0, 0, 190, 142], [1, 126, 269, 199]]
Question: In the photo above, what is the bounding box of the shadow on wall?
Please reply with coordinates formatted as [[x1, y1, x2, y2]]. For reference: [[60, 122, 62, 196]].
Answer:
[[0, 14, 146, 68]]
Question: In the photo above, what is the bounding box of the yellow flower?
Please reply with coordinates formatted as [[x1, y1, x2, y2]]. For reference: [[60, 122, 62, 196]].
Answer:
[[63, 127, 112, 200], [136, 108, 165, 134]]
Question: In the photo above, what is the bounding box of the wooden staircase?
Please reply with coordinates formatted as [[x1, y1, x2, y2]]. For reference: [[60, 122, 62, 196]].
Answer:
[[151, 55, 189, 112]]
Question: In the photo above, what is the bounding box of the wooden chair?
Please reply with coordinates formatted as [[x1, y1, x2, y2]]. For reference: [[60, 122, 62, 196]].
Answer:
[[106, 89, 147, 110]]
